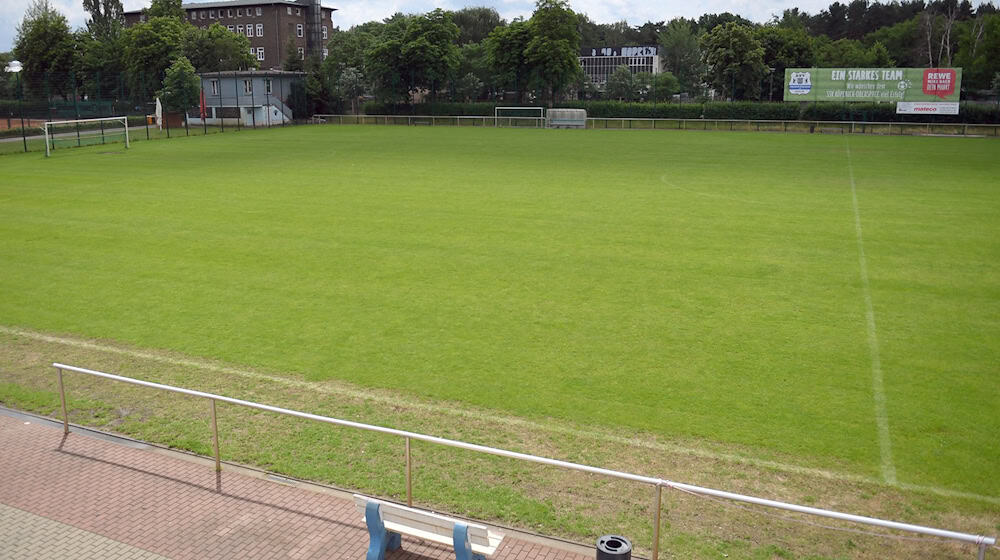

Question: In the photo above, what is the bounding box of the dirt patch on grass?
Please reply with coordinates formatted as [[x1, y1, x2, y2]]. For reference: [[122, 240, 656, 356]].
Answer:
[[0, 327, 996, 559]]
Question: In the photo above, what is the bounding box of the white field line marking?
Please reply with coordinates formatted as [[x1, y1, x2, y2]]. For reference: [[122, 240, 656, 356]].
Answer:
[[846, 139, 897, 486], [3, 325, 996, 504]]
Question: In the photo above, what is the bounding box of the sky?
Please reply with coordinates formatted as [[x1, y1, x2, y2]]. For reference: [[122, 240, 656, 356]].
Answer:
[[1, 0, 993, 53]]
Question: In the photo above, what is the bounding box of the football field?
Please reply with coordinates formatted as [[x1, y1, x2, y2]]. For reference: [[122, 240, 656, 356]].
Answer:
[[1, 124, 998, 552]]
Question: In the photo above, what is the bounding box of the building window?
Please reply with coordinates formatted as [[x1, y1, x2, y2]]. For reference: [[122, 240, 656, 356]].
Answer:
[[296, 24, 303, 37], [322, 26, 327, 39], [189, 11, 195, 20], [256, 7, 262, 16], [322, 48, 328, 59], [256, 24, 263, 37], [227, 25, 234, 31], [237, 8, 242, 16], [199, 11, 205, 19], [256, 47, 265, 61], [244, 79, 253, 94], [209, 9, 215, 18], [297, 47, 304, 60], [237, 24, 243, 34], [227, 9, 232, 17], [139, 14, 145, 22], [295, 8, 301, 15], [210, 79, 218, 96], [248, 47, 254, 57], [287, 7, 291, 15], [265, 79, 272, 94], [245, 26, 252, 37]]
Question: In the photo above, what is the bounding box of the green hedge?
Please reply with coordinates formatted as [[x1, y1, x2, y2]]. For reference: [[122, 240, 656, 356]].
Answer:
[[362, 99, 1000, 124]]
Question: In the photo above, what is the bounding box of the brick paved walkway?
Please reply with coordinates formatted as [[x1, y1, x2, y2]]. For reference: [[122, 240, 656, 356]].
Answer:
[[0, 412, 590, 560]]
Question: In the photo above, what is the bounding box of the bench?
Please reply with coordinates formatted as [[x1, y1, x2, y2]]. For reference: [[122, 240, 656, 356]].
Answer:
[[353, 494, 504, 560]]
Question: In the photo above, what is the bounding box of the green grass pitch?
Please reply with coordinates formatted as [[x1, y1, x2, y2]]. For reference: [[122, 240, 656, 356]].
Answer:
[[1, 125, 997, 500]]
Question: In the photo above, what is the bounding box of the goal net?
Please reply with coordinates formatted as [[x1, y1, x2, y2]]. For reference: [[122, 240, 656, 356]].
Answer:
[[44, 116, 130, 157], [494, 106, 545, 128]]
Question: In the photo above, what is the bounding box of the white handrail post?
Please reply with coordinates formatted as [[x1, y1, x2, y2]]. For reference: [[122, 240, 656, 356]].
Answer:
[[405, 436, 413, 507], [210, 398, 221, 472], [652, 482, 662, 560], [56, 366, 69, 434]]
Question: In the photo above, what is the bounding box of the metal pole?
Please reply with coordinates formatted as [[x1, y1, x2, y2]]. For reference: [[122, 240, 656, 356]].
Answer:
[[17, 73, 26, 153], [405, 437, 413, 507], [250, 71, 257, 129], [218, 69, 224, 133], [210, 398, 221, 472], [652, 483, 662, 560], [977, 543, 986, 560], [56, 367, 69, 434]]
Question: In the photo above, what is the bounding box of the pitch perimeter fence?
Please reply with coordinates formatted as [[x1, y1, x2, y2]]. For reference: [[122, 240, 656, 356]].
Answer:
[[52, 362, 997, 560]]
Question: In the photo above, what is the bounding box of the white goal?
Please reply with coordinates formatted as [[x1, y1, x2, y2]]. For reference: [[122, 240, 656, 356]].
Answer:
[[44, 116, 130, 157], [494, 106, 545, 128]]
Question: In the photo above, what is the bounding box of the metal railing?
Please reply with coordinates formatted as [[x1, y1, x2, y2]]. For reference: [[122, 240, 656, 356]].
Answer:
[[52, 363, 996, 559], [310, 113, 1000, 137]]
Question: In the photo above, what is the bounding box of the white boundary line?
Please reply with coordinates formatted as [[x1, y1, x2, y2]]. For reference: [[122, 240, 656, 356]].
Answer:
[[2, 324, 996, 504], [846, 138, 897, 486]]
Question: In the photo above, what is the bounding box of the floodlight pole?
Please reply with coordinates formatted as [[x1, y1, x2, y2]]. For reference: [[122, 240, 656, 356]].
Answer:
[[6, 61, 27, 152], [18, 71, 26, 152]]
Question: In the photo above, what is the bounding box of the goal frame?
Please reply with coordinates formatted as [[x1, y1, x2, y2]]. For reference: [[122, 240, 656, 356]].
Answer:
[[44, 116, 130, 157], [493, 106, 545, 128]]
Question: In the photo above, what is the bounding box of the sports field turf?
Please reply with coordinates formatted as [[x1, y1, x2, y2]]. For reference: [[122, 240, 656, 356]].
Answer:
[[1, 125, 998, 505]]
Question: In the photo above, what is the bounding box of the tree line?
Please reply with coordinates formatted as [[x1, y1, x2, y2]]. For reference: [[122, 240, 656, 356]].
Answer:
[[5, 0, 1000, 114]]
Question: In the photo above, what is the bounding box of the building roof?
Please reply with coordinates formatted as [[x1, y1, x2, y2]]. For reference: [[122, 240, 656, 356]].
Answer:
[[198, 70, 306, 77], [125, 0, 336, 14]]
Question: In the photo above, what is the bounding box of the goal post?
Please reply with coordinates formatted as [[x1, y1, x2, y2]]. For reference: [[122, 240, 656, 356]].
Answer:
[[494, 106, 545, 128], [44, 116, 130, 157]]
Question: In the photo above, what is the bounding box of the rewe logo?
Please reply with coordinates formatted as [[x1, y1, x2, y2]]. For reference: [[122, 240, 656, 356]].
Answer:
[[789, 72, 811, 95], [922, 69, 956, 99]]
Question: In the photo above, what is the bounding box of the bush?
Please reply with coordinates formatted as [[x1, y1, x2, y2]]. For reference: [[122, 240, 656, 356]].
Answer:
[[360, 98, 1000, 124]]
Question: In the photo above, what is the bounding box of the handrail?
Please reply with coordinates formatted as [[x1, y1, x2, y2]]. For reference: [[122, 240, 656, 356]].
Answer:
[[52, 362, 996, 558], [310, 113, 1000, 137]]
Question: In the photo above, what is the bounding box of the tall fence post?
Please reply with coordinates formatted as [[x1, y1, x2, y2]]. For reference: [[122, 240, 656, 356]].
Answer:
[[652, 483, 662, 560], [210, 398, 221, 472], [405, 436, 413, 507], [56, 367, 69, 434]]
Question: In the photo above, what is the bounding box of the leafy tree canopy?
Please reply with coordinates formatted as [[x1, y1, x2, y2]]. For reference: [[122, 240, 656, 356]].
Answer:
[[157, 55, 199, 110]]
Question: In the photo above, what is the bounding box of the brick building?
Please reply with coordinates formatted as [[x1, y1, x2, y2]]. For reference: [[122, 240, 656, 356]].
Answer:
[[124, 0, 336, 70]]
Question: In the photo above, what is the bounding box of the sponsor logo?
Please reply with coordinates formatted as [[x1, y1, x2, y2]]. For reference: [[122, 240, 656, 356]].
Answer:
[[789, 72, 811, 95]]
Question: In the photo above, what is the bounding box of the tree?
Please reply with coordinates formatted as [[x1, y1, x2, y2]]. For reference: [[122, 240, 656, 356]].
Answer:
[[182, 23, 257, 72], [701, 22, 768, 100], [13, 0, 79, 99], [157, 56, 199, 111], [605, 64, 637, 100], [756, 26, 815, 77], [83, 0, 123, 40], [365, 14, 412, 102], [123, 16, 186, 100], [485, 19, 532, 102], [336, 66, 367, 113], [144, 0, 184, 20], [451, 7, 505, 44], [524, 0, 582, 105], [659, 18, 704, 93], [650, 71, 680, 101], [399, 9, 461, 99], [283, 36, 304, 71]]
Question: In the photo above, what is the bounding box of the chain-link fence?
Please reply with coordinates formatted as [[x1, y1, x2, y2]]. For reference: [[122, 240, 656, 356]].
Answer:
[[1, 69, 311, 155]]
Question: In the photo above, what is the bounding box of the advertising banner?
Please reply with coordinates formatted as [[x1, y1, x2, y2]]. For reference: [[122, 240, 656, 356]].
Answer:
[[896, 101, 960, 115], [784, 68, 962, 102]]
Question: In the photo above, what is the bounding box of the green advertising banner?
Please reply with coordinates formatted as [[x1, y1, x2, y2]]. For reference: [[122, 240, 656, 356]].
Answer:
[[784, 67, 962, 102]]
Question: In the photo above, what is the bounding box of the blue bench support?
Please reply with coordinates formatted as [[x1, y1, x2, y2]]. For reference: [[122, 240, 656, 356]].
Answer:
[[453, 521, 486, 560], [364, 501, 401, 560]]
